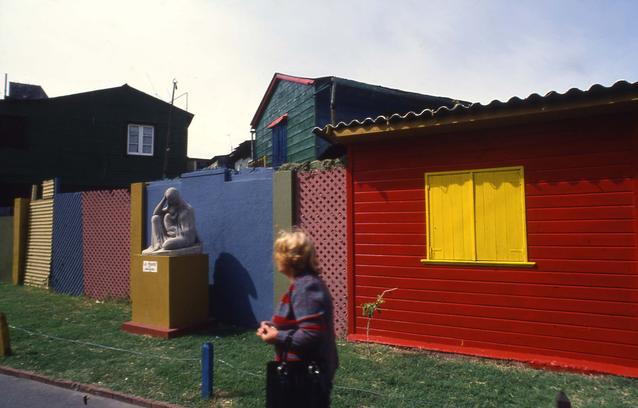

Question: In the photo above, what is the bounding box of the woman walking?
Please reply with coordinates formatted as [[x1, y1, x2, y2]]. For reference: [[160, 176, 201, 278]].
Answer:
[[257, 229, 338, 407]]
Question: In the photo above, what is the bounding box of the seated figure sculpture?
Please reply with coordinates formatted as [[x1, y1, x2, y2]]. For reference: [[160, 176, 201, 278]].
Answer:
[[142, 187, 202, 255]]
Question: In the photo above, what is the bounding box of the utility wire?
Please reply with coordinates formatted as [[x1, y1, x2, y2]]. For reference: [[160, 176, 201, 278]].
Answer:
[[10, 324, 264, 379], [9, 325, 198, 362], [8, 324, 426, 404]]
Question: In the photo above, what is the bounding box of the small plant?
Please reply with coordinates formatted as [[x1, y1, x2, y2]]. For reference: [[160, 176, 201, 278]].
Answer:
[[361, 287, 397, 343]]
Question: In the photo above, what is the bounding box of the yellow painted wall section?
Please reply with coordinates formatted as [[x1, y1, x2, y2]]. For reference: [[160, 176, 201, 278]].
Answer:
[[11, 198, 29, 285], [130, 183, 145, 256]]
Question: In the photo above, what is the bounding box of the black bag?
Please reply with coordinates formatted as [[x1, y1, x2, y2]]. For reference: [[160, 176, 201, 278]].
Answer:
[[265, 332, 330, 408], [266, 359, 329, 407]]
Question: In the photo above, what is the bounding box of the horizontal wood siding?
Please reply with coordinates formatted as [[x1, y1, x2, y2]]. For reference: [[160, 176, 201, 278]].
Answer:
[[350, 113, 638, 373], [254, 81, 316, 165]]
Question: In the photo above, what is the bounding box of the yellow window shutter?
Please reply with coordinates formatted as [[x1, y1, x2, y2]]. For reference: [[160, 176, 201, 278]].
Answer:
[[474, 169, 526, 262], [427, 172, 474, 261]]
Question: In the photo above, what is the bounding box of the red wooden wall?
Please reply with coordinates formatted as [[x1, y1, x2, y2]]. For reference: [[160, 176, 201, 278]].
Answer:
[[348, 113, 638, 377]]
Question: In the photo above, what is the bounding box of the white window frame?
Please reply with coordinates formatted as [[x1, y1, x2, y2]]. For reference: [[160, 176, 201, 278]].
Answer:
[[127, 124, 154, 156]]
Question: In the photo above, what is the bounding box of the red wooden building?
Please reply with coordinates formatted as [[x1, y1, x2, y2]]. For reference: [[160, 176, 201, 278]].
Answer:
[[315, 81, 638, 377]]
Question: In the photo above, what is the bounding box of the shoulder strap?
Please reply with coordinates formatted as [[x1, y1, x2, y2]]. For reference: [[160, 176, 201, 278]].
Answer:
[[280, 286, 296, 362], [281, 329, 296, 362]]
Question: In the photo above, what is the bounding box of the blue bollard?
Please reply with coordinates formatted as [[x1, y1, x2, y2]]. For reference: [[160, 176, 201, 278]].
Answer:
[[201, 342, 214, 399]]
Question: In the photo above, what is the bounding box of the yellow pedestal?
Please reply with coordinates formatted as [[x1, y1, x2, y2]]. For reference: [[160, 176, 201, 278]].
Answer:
[[122, 253, 209, 338]]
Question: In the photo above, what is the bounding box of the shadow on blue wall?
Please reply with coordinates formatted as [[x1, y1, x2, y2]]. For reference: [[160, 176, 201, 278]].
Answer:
[[145, 168, 273, 328], [213, 252, 257, 327]]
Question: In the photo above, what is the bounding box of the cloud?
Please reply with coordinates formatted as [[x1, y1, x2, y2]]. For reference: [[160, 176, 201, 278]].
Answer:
[[1, 0, 636, 157]]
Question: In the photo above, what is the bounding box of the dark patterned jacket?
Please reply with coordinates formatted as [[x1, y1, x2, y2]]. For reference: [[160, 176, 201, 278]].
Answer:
[[271, 272, 339, 380]]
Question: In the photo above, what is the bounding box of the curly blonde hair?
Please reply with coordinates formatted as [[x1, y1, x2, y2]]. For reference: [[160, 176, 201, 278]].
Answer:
[[273, 229, 320, 276]]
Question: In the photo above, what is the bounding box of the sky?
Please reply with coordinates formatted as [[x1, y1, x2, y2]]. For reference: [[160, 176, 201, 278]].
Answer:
[[1, 0, 637, 158]]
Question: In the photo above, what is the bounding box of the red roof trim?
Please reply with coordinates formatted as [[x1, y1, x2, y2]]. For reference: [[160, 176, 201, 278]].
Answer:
[[274, 73, 314, 86], [266, 113, 288, 129], [250, 73, 315, 128]]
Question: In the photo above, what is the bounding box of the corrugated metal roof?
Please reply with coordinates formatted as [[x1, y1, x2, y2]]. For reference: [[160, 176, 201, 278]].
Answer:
[[313, 80, 638, 136]]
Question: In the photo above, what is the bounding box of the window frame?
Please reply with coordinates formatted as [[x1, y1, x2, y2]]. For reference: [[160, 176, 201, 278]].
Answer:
[[127, 123, 154, 156], [421, 166, 535, 267]]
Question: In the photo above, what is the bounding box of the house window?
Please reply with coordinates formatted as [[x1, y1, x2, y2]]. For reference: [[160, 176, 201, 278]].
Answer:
[[422, 166, 535, 267], [127, 124, 154, 156]]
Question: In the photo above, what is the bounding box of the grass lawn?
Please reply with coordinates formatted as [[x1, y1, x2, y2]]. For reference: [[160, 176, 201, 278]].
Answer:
[[0, 282, 637, 407]]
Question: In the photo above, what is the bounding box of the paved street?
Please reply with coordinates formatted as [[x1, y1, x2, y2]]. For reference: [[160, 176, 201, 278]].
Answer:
[[0, 373, 141, 408]]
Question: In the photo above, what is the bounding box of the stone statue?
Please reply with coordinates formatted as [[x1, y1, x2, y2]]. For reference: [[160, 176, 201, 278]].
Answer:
[[142, 187, 202, 255]]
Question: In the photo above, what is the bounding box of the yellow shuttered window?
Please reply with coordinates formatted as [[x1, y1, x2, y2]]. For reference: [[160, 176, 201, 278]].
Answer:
[[422, 167, 535, 267]]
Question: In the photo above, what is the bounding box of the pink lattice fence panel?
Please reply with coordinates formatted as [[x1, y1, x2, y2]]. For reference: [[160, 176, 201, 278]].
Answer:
[[296, 167, 347, 337], [82, 189, 131, 299]]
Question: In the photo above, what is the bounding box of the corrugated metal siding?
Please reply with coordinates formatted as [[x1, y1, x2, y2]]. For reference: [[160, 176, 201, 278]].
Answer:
[[350, 113, 638, 372], [42, 179, 55, 199], [255, 81, 315, 165], [23, 181, 55, 287]]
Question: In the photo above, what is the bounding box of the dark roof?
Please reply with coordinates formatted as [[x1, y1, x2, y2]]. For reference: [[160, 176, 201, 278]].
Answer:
[[7, 82, 48, 100], [1, 84, 193, 119], [314, 80, 638, 141], [229, 140, 253, 161], [208, 140, 254, 169], [324, 76, 463, 106], [250, 72, 464, 128]]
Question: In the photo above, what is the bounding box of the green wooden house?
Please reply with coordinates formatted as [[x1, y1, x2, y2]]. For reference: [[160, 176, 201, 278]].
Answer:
[[0, 84, 193, 206], [250, 73, 463, 167]]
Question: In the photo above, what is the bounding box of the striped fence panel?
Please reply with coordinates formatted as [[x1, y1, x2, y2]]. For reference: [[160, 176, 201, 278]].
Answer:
[[50, 192, 84, 296], [23, 180, 55, 288], [296, 167, 348, 337], [82, 189, 131, 299]]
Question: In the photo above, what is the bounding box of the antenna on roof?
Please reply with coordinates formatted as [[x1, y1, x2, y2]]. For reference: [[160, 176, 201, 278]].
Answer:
[[162, 78, 179, 179], [3, 74, 7, 99], [145, 72, 159, 98], [173, 91, 189, 111]]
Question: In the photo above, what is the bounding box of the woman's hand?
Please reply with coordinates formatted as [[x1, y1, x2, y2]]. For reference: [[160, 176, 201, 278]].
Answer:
[[255, 321, 268, 336], [256, 321, 279, 344]]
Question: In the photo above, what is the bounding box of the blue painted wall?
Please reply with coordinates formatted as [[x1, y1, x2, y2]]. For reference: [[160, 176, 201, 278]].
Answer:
[[145, 168, 274, 327], [51, 192, 84, 296]]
